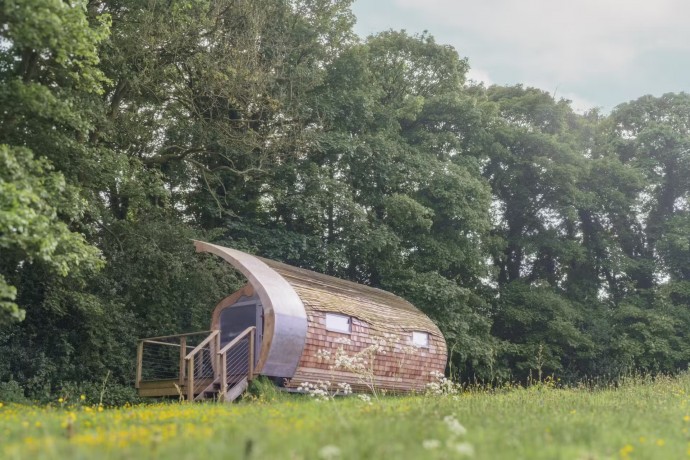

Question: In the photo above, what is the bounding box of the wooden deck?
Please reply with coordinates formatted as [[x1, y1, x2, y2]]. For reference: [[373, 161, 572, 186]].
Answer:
[[137, 378, 214, 397], [136, 328, 256, 402]]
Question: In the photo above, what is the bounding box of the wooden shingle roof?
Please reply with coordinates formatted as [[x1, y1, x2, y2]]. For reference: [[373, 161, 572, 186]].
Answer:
[[259, 257, 443, 337]]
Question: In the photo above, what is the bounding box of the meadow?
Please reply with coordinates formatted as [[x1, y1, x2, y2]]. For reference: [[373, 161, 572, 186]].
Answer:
[[2, 375, 690, 460]]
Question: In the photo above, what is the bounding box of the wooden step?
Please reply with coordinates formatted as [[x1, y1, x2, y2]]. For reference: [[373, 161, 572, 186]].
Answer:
[[194, 378, 222, 401], [138, 379, 184, 397], [224, 377, 248, 402]]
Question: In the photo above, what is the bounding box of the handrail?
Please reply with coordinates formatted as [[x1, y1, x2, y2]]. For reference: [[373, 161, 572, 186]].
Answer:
[[141, 339, 194, 348], [185, 330, 219, 360], [218, 326, 256, 355], [218, 326, 256, 401], [186, 330, 221, 402], [139, 330, 213, 342]]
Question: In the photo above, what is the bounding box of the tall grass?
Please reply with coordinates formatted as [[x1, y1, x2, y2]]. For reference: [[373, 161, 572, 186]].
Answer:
[[3, 372, 690, 459]]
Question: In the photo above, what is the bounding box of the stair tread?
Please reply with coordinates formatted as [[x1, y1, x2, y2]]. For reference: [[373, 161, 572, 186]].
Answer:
[[224, 377, 249, 403]]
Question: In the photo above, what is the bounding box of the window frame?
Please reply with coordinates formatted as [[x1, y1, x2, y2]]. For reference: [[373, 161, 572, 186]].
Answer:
[[325, 313, 352, 334], [411, 331, 430, 348]]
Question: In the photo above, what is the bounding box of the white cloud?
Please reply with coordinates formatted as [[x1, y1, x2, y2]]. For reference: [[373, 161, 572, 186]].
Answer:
[[466, 66, 493, 86], [558, 92, 597, 114], [395, 0, 690, 83], [352, 0, 690, 109]]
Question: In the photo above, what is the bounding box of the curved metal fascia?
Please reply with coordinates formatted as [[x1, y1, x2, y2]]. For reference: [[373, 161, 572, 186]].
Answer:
[[194, 241, 307, 377]]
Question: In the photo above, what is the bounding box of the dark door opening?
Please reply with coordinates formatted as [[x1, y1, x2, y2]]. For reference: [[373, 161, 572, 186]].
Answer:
[[219, 295, 263, 365]]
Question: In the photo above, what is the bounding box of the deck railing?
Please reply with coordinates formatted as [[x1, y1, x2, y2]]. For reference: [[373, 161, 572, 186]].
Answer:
[[137, 327, 256, 402], [185, 330, 220, 401], [218, 326, 256, 400], [136, 331, 213, 389]]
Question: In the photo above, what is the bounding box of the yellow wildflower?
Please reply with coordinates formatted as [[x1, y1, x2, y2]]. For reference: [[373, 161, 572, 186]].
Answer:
[[684, 415, 690, 422], [657, 439, 665, 447], [619, 444, 634, 459]]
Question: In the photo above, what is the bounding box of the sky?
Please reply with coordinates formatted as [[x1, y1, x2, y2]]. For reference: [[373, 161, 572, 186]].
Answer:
[[351, 0, 690, 112]]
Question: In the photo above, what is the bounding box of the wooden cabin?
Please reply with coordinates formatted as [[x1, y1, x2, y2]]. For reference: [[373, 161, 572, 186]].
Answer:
[[136, 241, 447, 401]]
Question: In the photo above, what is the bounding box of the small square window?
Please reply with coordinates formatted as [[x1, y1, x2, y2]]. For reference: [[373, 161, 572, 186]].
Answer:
[[325, 313, 351, 333], [412, 331, 429, 348]]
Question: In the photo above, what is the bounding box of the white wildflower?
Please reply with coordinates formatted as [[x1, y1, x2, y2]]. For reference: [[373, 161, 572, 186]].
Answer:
[[357, 394, 372, 404], [316, 349, 332, 363], [297, 381, 332, 401], [367, 337, 388, 354], [422, 439, 441, 450], [426, 371, 459, 396], [337, 382, 352, 395], [430, 370, 444, 380], [333, 350, 366, 372], [318, 444, 342, 460], [452, 442, 475, 457], [443, 415, 467, 436]]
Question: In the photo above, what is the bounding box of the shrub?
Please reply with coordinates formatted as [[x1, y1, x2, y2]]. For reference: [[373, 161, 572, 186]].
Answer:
[[0, 380, 28, 403]]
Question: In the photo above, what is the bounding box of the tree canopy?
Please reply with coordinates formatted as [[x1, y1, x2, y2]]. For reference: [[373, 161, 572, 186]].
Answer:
[[1, 0, 689, 398]]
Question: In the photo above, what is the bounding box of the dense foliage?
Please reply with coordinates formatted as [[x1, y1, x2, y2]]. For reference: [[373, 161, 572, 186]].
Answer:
[[1, 0, 688, 396]]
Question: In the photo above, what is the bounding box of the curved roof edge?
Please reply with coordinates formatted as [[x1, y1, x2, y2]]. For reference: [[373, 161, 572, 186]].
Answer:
[[194, 241, 307, 378]]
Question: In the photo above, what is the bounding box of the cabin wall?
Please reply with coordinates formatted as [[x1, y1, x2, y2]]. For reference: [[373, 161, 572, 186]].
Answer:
[[286, 310, 447, 393]]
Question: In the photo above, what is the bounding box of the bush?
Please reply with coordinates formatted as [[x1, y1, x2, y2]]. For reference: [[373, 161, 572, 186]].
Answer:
[[246, 376, 282, 401], [0, 380, 29, 403]]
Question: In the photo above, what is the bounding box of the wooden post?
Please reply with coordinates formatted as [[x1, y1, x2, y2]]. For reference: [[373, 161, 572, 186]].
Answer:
[[248, 328, 255, 381], [187, 356, 194, 402], [179, 336, 187, 384], [214, 332, 221, 382], [220, 350, 227, 401], [135, 341, 143, 389]]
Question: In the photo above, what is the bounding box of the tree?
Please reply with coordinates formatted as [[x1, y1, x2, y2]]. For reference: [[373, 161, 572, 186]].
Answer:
[[0, 0, 108, 324], [608, 93, 690, 289], [236, 31, 497, 377]]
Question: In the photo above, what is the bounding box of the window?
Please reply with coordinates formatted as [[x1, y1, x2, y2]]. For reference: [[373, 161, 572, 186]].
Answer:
[[412, 331, 429, 348], [325, 313, 351, 333]]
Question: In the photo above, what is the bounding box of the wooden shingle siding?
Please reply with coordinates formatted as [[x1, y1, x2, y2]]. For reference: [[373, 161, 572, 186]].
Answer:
[[286, 311, 447, 393]]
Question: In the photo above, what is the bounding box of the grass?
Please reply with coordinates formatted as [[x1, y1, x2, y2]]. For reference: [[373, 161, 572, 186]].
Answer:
[[3, 374, 690, 459]]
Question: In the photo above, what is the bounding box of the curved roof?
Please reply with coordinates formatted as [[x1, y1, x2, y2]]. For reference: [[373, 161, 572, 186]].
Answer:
[[194, 241, 307, 377], [259, 257, 442, 337], [194, 241, 444, 377]]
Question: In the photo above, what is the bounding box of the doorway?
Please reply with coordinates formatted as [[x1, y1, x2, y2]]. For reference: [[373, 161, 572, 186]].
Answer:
[[219, 294, 263, 365]]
